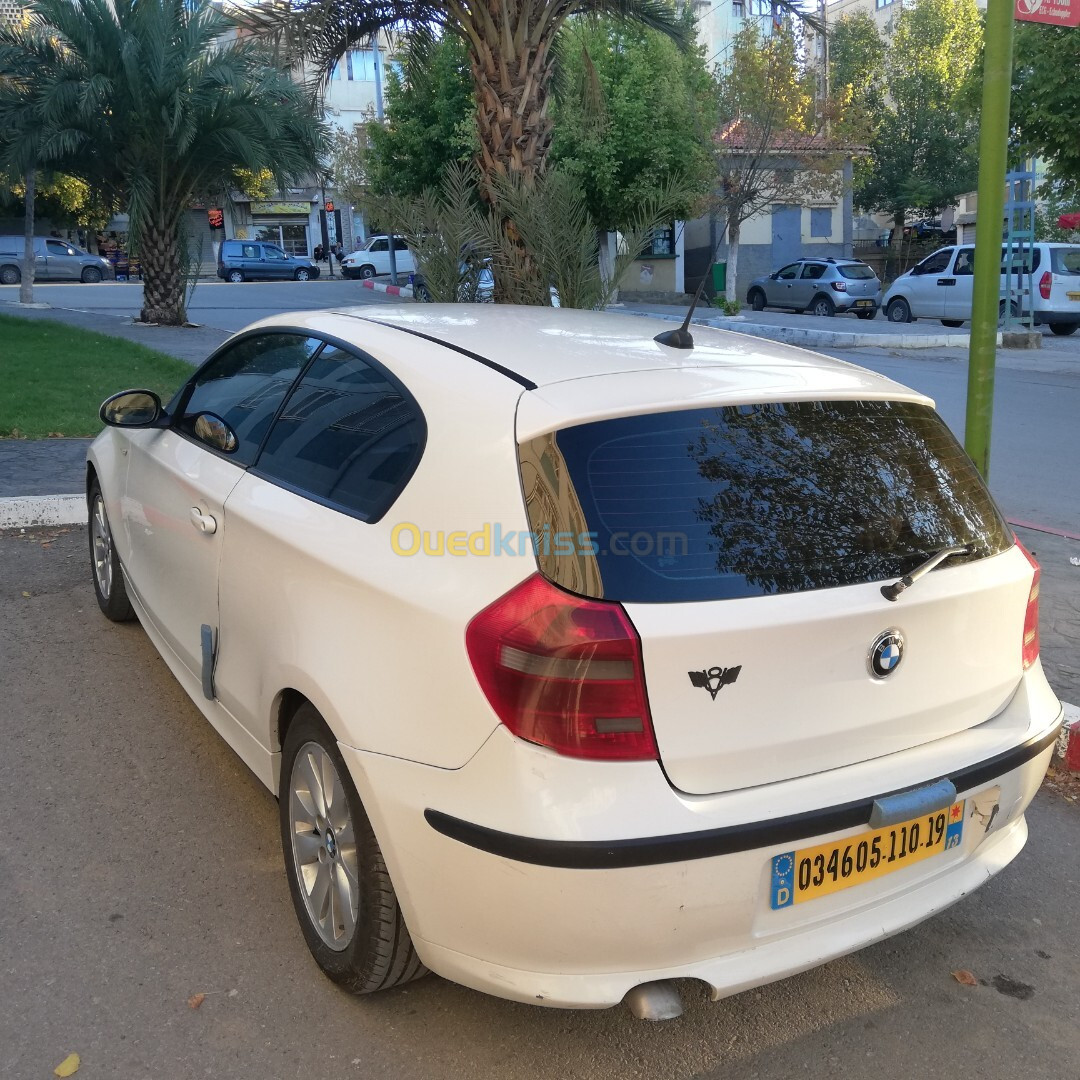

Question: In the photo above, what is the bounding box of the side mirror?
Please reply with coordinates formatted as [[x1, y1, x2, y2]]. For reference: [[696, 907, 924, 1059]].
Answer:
[[193, 412, 238, 454], [100, 390, 162, 427]]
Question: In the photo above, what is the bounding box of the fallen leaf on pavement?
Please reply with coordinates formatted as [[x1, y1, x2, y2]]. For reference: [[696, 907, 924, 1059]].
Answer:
[[22, 591, 31, 598], [54, 1053, 80, 1076], [951, 969, 978, 986], [188, 993, 206, 1009]]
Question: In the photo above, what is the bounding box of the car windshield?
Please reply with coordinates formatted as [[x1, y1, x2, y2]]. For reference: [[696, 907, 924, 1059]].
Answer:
[[1052, 248, 1080, 274], [837, 264, 875, 280]]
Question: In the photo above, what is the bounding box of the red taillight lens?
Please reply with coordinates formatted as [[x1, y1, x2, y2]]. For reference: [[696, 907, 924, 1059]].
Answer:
[[1016, 538, 1040, 669], [465, 574, 657, 760], [1039, 271, 1052, 300], [830, 280, 848, 291]]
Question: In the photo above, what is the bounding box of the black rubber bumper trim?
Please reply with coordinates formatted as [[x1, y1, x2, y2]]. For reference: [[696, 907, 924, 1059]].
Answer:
[[424, 722, 1062, 870]]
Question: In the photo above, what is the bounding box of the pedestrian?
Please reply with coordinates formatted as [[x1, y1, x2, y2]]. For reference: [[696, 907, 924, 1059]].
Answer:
[[313, 243, 324, 262]]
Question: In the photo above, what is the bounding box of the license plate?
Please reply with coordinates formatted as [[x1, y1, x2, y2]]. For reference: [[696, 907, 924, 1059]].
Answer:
[[855, 299, 874, 307], [769, 801, 965, 909], [1068, 291, 1080, 300]]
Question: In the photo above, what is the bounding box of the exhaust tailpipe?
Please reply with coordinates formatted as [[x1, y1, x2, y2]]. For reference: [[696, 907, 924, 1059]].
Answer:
[[623, 980, 684, 1021]]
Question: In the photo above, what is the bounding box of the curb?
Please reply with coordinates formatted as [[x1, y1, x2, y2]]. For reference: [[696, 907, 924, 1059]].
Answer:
[[1057, 701, 1080, 773], [360, 278, 413, 299], [623, 309, 1002, 350], [0, 494, 85, 529]]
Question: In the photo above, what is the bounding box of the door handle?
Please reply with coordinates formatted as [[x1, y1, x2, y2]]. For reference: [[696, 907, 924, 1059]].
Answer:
[[937, 278, 955, 286], [190, 507, 217, 534]]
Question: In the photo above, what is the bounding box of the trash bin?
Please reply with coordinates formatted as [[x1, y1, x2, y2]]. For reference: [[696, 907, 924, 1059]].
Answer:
[[711, 262, 727, 294]]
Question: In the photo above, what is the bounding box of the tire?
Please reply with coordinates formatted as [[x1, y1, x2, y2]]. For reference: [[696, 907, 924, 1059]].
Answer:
[[88, 481, 135, 622], [414, 283, 431, 303], [810, 294, 835, 318], [294, 268, 311, 281], [855, 310, 877, 321], [998, 300, 1020, 325], [81, 266, 103, 284], [748, 288, 766, 312], [1049, 322, 1078, 337], [886, 297, 912, 323], [941, 319, 964, 328], [280, 704, 427, 995], [359, 264, 377, 280], [227, 269, 245, 283], [0, 265, 20, 285]]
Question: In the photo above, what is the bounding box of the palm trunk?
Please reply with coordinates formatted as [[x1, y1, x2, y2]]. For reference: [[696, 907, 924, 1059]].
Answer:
[[140, 221, 186, 325], [19, 168, 35, 305], [725, 218, 741, 304]]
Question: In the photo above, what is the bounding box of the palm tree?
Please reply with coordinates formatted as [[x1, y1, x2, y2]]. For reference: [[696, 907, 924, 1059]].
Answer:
[[0, 0, 327, 325]]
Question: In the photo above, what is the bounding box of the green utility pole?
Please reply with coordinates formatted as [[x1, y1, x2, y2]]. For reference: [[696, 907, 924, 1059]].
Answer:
[[964, 0, 1015, 481]]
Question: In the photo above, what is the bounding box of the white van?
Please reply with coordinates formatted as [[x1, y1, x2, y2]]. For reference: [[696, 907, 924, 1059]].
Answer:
[[882, 243, 1080, 335], [340, 235, 415, 279], [0, 235, 114, 285]]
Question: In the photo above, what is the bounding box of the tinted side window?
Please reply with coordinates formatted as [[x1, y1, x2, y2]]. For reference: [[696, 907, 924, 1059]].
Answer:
[[370, 239, 388, 252], [265, 245, 288, 260], [776, 263, 800, 280], [917, 249, 953, 275], [256, 345, 425, 522], [800, 263, 826, 280], [395, 238, 409, 251], [179, 334, 322, 464], [47, 240, 73, 256], [1000, 245, 1040, 274]]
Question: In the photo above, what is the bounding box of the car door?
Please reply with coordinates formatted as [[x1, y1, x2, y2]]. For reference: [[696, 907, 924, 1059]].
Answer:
[[241, 242, 263, 279], [795, 262, 827, 308], [262, 243, 292, 279], [906, 247, 953, 317], [120, 332, 323, 687], [32, 238, 51, 280], [45, 239, 80, 280], [392, 237, 415, 274], [766, 263, 801, 307], [942, 247, 975, 321], [368, 238, 389, 274]]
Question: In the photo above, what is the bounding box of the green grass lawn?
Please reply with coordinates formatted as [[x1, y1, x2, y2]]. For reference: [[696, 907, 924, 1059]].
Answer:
[[0, 314, 193, 439]]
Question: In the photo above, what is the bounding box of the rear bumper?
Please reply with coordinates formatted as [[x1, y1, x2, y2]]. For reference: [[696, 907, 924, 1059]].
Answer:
[[1034, 310, 1080, 326], [836, 297, 879, 313], [339, 667, 1061, 1009]]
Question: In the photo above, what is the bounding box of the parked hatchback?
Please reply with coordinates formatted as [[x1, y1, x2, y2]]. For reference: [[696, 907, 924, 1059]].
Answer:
[[0, 235, 114, 284], [216, 239, 320, 283], [341, 235, 416, 279], [882, 243, 1080, 334], [87, 307, 1061, 1018], [747, 258, 881, 318]]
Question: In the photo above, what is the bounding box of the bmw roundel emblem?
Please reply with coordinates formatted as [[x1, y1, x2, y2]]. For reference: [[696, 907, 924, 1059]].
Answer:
[[868, 629, 905, 679]]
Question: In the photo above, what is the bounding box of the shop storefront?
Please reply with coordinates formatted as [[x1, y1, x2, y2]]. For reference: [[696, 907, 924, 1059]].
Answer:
[[249, 201, 313, 257]]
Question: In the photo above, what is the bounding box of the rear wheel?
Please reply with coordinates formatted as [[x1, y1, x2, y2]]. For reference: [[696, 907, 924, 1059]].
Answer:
[[810, 294, 835, 318], [886, 297, 912, 323], [81, 266, 103, 284], [998, 299, 1020, 325], [1050, 322, 1078, 337], [0, 265, 20, 285], [941, 319, 964, 328], [748, 288, 766, 312], [227, 269, 244, 283], [280, 705, 427, 995], [88, 481, 135, 622], [359, 264, 377, 280]]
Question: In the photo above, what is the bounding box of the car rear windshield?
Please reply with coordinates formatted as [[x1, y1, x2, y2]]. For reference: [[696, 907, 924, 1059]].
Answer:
[[837, 264, 876, 279], [1052, 248, 1080, 274], [519, 401, 1012, 603]]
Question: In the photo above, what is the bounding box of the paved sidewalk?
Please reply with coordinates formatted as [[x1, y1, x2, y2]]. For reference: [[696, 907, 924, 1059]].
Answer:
[[0, 439, 92, 497]]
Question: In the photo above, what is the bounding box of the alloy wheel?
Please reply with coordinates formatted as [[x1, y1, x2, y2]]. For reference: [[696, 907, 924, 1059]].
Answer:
[[91, 494, 113, 600], [288, 742, 360, 951]]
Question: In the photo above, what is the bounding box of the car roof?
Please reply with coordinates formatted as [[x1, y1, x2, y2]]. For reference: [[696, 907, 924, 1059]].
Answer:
[[324, 305, 924, 398]]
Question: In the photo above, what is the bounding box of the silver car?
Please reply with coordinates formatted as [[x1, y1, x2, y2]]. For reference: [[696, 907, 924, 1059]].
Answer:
[[0, 235, 114, 284], [747, 258, 881, 319]]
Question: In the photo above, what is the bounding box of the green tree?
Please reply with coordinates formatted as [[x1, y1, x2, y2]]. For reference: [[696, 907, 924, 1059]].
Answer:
[[365, 35, 475, 198], [549, 12, 715, 229], [713, 24, 838, 303], [1012, 24, 1080, 197], [0, 0, 327, 325], [853, 0, 981, 243]]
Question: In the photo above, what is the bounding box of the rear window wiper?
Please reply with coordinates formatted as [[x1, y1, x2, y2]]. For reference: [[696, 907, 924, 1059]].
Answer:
[[881, 545, 972, 602]]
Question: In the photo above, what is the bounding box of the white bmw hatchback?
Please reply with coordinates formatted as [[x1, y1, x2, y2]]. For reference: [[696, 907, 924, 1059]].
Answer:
[[87, 307, 1062, 1017]]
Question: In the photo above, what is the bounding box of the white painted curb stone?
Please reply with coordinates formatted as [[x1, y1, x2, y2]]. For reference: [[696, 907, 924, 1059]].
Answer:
[[0, 494, 85, 529]]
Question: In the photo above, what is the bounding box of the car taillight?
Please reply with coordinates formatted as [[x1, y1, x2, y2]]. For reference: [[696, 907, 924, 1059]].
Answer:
[[1039, 271, 1052, 300], [465, 573, 657, 761], [830, 281, 848, 291], [1016, 538, 1040, 669]]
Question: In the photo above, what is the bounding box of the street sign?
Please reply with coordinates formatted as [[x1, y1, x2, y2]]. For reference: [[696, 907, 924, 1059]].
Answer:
[[1015, 0, 1079, 26], [325, 201, 335, 212]]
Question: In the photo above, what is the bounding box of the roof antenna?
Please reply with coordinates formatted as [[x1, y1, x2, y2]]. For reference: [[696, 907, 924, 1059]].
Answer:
[[653, 221, 728, 350]]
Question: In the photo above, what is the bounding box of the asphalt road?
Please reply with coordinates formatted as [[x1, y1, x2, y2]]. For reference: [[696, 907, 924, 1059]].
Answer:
[[1, 526, 1078, 1080]]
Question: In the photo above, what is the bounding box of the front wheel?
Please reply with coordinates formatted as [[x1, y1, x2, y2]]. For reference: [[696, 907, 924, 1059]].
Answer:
[[88, 481, 135, 622], [810, 294, 835, 318], [81, 266, 103, 284], [748, 288, 766, 312], [359, 265, 377, 280], [280, 705, 427, 995], [1050, 322, 1078, 337], [294, 268, 311, 281], [886, 297, 912, 323]]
